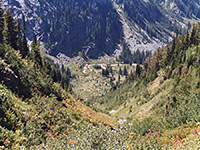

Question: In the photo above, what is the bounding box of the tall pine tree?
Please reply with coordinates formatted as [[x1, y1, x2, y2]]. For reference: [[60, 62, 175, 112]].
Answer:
[[2, 10, 18, 49], [123, 66, 128, 76], [15, 19, 22, 49], [136, 64, 141, 77], [3, 10, 13, 45], [31, 33, 42, 67], [21, 13, 29, 58], [0, 3, 4, 43], [183, 23, 190, 50]]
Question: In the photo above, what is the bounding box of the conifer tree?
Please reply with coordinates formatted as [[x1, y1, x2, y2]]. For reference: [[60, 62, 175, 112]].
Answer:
[[190, 24, 197, 45], [0, 3, 4, 43], [163, 47, 171, 67], [15, 19, 22, 49], [22, 13, 26, 33], [11, 20, 18, 50], [34, 41, 43, 67], [31, 33, 43, 67], [2, 10, 13, 46], [136, 64, 141, 77], [61, 64, 65, 74], [31, 33, 36, 60], [21, 13, 29, 58], [123, 66, 128, 76], [35, 46, 42, 67], [119, 41, 133, 64], [60, 64, 65, 88], [175, 29, 179, 40], [129, 70, 135, 80], [2, 10, 18, 49], [2, 12, 9, 45], [60, 64, 71, 89], [183, 23, 190, 49], [171, 36, 176, 52], [31, 33, 37, 54], [32, 33, 37, 45], [119, 67, 122, 75], [168, 36, 177, 66], [66, 67, 71, 78], [118, 74, 120, 82], [102, 69, 105, 76]]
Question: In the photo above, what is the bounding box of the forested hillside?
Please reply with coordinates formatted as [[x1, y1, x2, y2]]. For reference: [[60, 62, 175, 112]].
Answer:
[[42, 0, 123, 58], [159, 0, 200, 19], [3, 0, 123, 58], [0, 5, 115, 149], [96, 22, 200, 115], [89, 22, 200, 148]]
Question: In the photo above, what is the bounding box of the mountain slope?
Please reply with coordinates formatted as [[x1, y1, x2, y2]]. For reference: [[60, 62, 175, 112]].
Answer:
[[0, 9, 116, 149], [116, 0, 186, 43], [113, 2, 164, 54], [87, 22, 200, 149], [95, 23, 200, 116], [3, 0, 200, 59], [159, 0, 200, 19], [2, 0, 123, 58]]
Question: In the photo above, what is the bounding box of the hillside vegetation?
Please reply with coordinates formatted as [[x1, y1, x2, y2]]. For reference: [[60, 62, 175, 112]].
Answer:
[[0, 3, 200, 149], [91, 23, 200, 148], [0, 6, 116, 149]]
